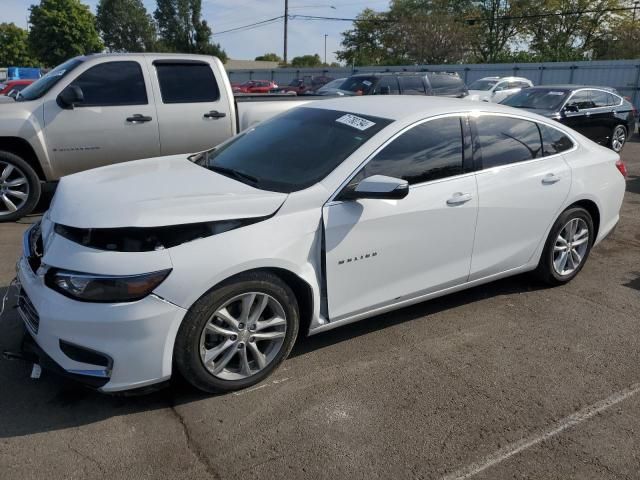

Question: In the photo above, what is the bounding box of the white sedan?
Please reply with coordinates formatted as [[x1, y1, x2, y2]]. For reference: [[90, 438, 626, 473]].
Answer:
[[16, 97, 626, 393]]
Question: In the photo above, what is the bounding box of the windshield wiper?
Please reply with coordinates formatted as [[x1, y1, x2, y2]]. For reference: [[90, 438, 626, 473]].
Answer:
[[208, 165, 259, 186]]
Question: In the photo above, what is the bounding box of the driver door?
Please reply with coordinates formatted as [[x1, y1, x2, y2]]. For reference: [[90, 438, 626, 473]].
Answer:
[[322, 115, 479, 321]]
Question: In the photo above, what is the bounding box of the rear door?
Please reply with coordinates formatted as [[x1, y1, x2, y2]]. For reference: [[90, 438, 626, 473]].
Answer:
[[323, 115, 478, 321], [149, 58, 234, 156], [588, 89, 618, 143], [43, 59, 160, 177], [469, 115, 571, 280], [561, 90, 596, 139]]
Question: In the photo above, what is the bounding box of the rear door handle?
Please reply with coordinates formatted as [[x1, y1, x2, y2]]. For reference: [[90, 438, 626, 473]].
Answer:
[[126, 114, 152, 123], [446, 192, 473, 206], [542, 173, 561, 185], [204, 110, 227, 119]]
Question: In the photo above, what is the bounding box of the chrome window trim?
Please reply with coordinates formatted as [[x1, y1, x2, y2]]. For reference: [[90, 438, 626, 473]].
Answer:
[[561, 87, 624, 111]]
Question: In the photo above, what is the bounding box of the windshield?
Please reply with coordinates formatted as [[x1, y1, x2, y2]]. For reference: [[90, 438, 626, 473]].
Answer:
[[338, 76, 377, 95], [502, 89, 570, 110], [17, 57, 84, 101], [317, 78, 345, 92], [192, 107, 392, 193], [468, 79, 498, 91]]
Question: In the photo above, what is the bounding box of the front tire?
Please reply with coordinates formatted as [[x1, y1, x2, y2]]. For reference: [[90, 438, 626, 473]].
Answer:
[[0, 151, 41, 222], [534, 207, 594, 286], [610, 125, 627, 153], [174, 271, 299, 393]]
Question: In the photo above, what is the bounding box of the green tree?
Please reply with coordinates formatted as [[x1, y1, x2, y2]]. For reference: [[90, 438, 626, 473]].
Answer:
[[0, 23, 37, 66], [255, 53, 282, 62], [28, 0, 103, 67], [290, 54, 323, 67], [154, 0, 227, 60], [525, 0, 624, 62], [96, 0, 156, 52], [337, 8, 394, 66]]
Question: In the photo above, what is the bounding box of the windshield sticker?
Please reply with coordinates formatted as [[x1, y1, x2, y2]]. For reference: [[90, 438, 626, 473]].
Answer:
[[548, 91, 565, 95], [362, 80, 372, 86], [336, 114, 376, 131]]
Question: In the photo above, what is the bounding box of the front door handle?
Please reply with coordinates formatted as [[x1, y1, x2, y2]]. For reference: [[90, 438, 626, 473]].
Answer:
[[542, 173, 561, 185], [204, 110, 227, 119], [126, 114, 152, 123], [446, 192, 473, 206]]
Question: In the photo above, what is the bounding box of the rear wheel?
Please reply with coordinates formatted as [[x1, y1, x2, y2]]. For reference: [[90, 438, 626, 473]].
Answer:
[[174, 271, 299, 393], [610, 125, 627, 153], [534, 207, 594, 285], [0, 151, 41, 222]]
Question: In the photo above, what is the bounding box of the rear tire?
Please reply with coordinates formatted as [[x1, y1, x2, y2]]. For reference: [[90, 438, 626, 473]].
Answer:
[[610, 125, 627, 153], [174, 271, 299, 393], [0, 151, 41, 222], [534, 207, 594, 286]]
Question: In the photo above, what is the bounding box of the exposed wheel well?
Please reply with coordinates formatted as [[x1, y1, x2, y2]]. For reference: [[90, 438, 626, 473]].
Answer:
[[568, 199, 600, 239], [0, 137, 46, 180]]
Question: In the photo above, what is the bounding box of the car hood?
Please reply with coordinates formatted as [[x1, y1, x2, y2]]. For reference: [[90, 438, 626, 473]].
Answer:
[[466, 90, 492, 101], [0, 96, 16, 104], [49, 155, 288, 229]]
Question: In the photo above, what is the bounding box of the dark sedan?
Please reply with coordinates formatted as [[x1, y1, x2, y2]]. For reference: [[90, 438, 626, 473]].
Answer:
[[502, 85, 636, 152]]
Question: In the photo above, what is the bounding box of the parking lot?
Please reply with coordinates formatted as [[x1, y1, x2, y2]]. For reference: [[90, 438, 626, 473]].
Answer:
[[0, 139, 638, 479]]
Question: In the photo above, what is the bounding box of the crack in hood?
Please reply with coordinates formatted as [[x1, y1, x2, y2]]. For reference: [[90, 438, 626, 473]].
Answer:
[[49, 155, 288, 228]]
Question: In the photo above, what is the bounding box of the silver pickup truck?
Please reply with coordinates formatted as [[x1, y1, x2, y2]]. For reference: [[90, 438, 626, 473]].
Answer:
[[0, 53, 316, 221]]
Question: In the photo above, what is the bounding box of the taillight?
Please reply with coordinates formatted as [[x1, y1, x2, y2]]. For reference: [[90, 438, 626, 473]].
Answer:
[[615, 159, 628, 177]]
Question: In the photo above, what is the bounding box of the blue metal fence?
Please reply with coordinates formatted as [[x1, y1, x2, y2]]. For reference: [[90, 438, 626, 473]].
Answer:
[[227, 59, 640, 108]]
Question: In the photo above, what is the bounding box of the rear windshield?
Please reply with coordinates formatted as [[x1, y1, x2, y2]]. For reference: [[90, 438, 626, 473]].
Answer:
[[468, 79, 498, 91], [192, 107, 392, 193], [502, 89, 570, 110], [17, 58, 84, 101], [338, 76, 377, 95]]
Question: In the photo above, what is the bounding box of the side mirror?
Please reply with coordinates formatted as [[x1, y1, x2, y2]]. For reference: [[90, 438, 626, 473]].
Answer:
[[378, 86, 391, 95], [339, 175, 409, 201], [57, 85, 84, 109], [564, 104, 579, 113]]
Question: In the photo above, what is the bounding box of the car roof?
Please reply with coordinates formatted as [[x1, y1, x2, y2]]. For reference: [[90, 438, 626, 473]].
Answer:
[[526, 84, 616, 92], [475, 76, 531, 82], [304, 95, 543, 122], [350, 71, 459, 78]]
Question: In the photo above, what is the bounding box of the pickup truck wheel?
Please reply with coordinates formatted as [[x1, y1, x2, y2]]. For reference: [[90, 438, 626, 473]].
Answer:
[[174, 271, 299, 393], [0, 151, 41, 222]]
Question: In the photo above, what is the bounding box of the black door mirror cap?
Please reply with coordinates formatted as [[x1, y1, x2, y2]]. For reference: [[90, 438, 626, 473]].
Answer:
[[339, 175, 409, 201], [57, 85, 84, 109]]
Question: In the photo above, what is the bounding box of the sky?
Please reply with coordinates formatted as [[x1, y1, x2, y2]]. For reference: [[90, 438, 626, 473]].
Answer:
[[2, 0, 391, 63]]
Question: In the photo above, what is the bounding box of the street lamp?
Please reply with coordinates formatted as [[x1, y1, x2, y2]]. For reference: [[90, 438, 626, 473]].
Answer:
[[324, 34, 328, 65]]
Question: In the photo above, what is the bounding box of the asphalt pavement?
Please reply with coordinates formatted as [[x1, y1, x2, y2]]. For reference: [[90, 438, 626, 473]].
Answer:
[[0, 139, 639, 480]]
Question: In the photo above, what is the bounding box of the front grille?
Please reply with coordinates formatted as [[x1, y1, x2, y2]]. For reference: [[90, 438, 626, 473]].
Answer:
[[18, 289, 40, 334]]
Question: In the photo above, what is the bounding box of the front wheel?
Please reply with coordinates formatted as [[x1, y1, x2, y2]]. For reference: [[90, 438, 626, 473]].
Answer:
[[0, 151, 41, 222], [534, 207, 594, 286], [174, 271, 299, 393], [610, 125, 627, 153]]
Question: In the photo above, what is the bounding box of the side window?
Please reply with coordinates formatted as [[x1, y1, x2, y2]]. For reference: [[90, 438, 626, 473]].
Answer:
[[70, 61, 147, 107], [540, 124, 574, 156], [591, 90, 611, 108], [608, 93, 622, 106], [428, 73, 464, 94], [494, 82, 508, 91], [398, 76, 426, 95], [357, 117, 464, 185], [566, 91, 594, 110], [375, 76, 399, 94], [475, 115, 543, 168], [155, 62, 220, 103]]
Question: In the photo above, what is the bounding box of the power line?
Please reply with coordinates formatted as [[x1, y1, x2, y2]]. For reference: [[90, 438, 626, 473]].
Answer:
[[213, 16, 284, 36]]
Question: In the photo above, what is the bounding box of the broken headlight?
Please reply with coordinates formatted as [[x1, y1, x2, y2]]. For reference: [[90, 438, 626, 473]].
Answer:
[[45, 268, 172, 303]]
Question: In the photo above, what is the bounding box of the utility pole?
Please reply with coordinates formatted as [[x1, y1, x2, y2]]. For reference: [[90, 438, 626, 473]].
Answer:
[[284, 0, 289, 65], [324, 34, 328, 65]]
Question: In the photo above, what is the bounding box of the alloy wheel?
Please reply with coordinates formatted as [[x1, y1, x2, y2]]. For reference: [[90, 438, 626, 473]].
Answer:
[[0, 161, 30, 217], [553, 218, 590, 276], [199, 292, 287, 380], [611, 126, 626, 152]]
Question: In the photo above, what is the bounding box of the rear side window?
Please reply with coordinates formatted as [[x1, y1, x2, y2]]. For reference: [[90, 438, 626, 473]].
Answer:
[[155, 63, 220, 103], [591, 90, 611, 108], [540, 124, 574, 155], [358, 116, 464, 184], [70, 61, 147, 106], [398, 76, 426, 95], [375, 76, 399, 94], [475, 115, 542, 168], [427, 73, 464, 95], [566, 91, 593, 109]]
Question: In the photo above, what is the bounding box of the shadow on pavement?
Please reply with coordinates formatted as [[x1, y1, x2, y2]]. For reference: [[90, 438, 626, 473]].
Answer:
[[0, 273, 548, 439]]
